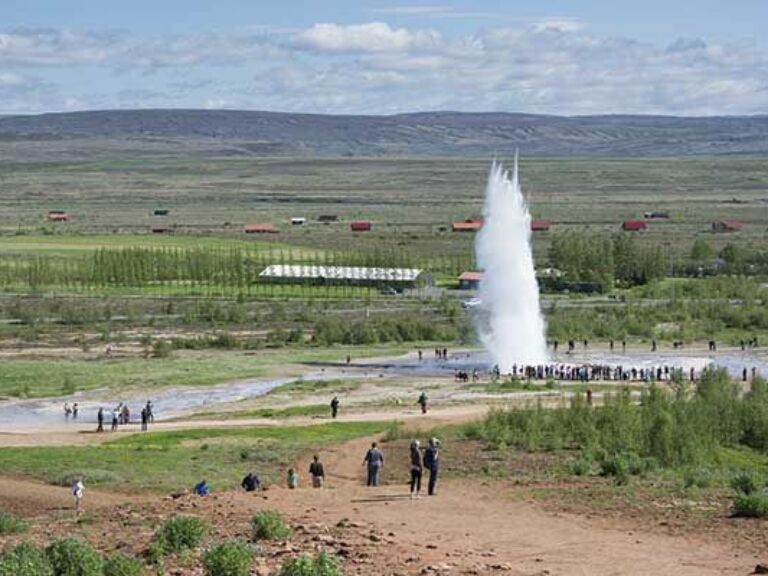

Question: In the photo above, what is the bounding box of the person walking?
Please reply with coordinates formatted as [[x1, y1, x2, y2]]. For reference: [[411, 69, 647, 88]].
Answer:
[[409, 440, 422, 499], [72, 478, 84, 515], [96, 407, 104, 433], [110, 407, 119, 432], [146, 401, 154, 423], [64, 403, 72, 421], [72, 403, 78, 420], [330, 396, 340, 419], [309, 455, 325, 488], [417, 392, 428, 415], [140, 407, 148, 431], [424, 438, 440, 496], [363, 442, 384, 487]]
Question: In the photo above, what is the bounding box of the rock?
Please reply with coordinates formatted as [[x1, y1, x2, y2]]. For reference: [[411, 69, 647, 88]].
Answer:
[[369, 533, 382, 542], [425, 544, 438, 549], [754, 565, 768, 575], [489, 563, 512, 571]]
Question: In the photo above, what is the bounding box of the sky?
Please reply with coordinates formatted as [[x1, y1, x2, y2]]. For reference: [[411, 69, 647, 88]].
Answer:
[[1, 0, 767, 116]]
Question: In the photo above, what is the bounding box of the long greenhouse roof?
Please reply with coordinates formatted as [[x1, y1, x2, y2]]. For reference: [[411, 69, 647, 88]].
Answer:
[[259, 265, 424, 282]]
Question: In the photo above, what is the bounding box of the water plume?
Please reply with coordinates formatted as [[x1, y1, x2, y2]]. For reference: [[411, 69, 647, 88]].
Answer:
[[475, 155, 548, 371]]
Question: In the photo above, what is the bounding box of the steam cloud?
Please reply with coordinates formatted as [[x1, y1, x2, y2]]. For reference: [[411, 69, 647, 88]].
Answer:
[[475, 157, 548, 371]]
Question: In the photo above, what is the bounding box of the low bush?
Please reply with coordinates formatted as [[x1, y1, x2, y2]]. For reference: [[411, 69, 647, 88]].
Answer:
[[153, 516, 207, 554], [103, 552, 143, 576], [53, 470, 122, 487], [276, 553, 343, 576], [568, 457, 592, 476], [733, 493, 768, 518], [251, 511, 292, 541], [203, 540, 253, 576], [730, 472, 762, 495], [0, 543, 53, 576], [45, 538, 103, 576], [682, 467, 714, 490], [0, 511, 28, 534]]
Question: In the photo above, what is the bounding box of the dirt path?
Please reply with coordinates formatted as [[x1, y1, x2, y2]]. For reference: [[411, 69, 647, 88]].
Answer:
[[0, 476, 147, 518], [253, 435, 756, 575], [0, 431, 760, 574]]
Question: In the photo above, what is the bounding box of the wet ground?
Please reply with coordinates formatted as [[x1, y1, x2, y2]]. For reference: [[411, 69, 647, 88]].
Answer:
[[1, 347, 766, 428]]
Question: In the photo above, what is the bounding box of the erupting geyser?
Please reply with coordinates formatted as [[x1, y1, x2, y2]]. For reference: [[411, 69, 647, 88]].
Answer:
[[475, 155, 548, 371]]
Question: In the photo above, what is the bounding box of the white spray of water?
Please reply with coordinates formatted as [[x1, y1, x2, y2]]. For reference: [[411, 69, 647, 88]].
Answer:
[[475, 156, 548, 371]]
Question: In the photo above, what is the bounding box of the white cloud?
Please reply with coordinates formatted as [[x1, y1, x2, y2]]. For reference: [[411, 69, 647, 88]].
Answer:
[[294, 22, 440, 53], [0, 28, 123, 65], [531, 19, 585, 33], [0, 21, 766, 115]]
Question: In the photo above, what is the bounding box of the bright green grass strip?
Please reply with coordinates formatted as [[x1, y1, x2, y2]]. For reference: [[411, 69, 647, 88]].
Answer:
[[0, 421, 391, 492]]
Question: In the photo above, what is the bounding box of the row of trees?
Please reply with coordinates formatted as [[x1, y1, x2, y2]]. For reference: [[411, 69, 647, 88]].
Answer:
[[549, 232, 667, 289]]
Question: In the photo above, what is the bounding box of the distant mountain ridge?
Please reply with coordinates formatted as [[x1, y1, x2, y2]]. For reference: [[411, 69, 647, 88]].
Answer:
[[1, 109, 767, 156]]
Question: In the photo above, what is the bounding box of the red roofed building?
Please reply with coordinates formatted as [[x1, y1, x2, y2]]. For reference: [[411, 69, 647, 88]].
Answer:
[[712, 220, 743, 233], [531, 220, 551, 232], [622, 220, 648, 231], [350, 221, 372, 232], [47, 211, 69, 222], [452, 218, 483, 232], [458, 271, 483, 290], [244, 224, 278, 234]]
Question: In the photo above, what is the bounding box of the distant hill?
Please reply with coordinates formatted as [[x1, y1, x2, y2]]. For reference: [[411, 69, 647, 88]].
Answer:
[[1, 109, 767, 158]]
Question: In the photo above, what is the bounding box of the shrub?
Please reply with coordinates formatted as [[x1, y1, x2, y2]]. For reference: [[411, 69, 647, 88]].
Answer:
[[276, 553, 343, 576], [731, 472, 762, 495], [733, 493, 768, 518], [103, 552, 142, 576], [0, 511, 28, 534], [203, 540, 253, 576], [45, 538, 103, 576], [0, 543, 53, 576], [251, 511, 291, 541], [568, 457, 592, 476], [151, 339, 173, 358], [153, 516, 207, 554], [54, 470, 122, 487], [682, 468, 713, 490]]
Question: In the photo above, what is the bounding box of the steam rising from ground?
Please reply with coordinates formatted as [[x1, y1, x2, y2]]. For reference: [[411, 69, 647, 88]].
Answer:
[[475, 157, 548, 371]]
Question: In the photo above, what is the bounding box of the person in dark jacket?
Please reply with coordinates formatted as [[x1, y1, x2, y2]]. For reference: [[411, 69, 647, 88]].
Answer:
[[424, 438, 440, 496], [194, 479, 210, 496], [409, 440, 422, 499], [417, 392, 428, 414], [241, 471, 261, 492], [96, 407, 104, 432], [309, 454, 325, 488], [330, 396, 340, 419], [363, 442, 384, 486]]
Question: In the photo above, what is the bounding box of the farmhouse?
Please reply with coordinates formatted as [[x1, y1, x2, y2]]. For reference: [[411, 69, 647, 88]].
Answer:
[[712, 220, 743, 233], [644, 211, 670, 219], [350, 221, 372, 232], [290, 217, 306, 226], [458, 271, 483, 290], [47, 211, 69, 222], [244, 224, 278, 234], [153, 209, 169, 216], [259, 265, 434, 288], [531, 220, 551, 232], [622, 220, 648, 231], [452, 218, 483, 232]]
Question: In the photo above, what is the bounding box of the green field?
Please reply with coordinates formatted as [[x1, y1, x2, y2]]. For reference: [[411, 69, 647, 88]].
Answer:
[[0, 421, 391, 491], [0, 346, 413, 399]]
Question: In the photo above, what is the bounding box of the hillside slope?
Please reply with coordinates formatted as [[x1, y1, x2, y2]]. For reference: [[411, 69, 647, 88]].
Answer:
[[1, 109, 767, 158]]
